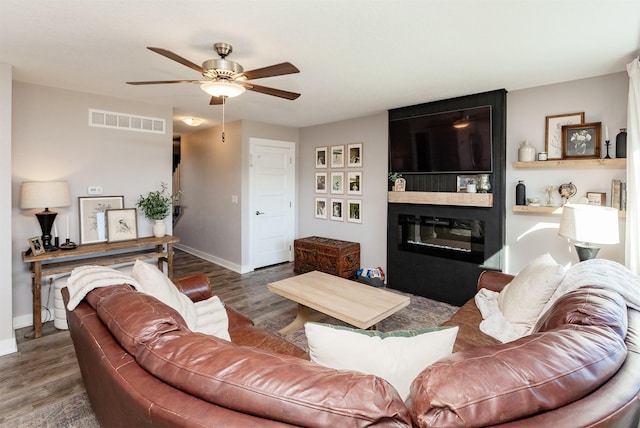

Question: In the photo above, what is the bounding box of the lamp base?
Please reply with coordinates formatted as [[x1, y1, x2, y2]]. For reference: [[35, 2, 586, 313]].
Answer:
[[35, 209, 59, 252], [574, 244, 600, 262]]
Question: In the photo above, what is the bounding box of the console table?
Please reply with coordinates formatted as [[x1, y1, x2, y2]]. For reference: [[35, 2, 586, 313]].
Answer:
[[22, 235, 179, 338]]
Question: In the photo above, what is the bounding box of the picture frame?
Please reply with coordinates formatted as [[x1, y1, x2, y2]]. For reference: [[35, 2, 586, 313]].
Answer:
[[315, 197, 327, 219], [315, 172, 327, 193], [330, 145, 344, 168], [314, 198, 327, 220], [347, 199, 362, 224], [456, 175, 477, 192], [331, 171, 344, 194], [315, 146, 327, 169], [347, 142, 363, 167], [78, 196, 124, 244], [393, 177, 406, 192], [562, 122, 601, 159], [106, 208, 138, 242], [330, 198, 344, 221], [586, 192, 606, 206], [545, 112, 585, 160], [347, 171, 362, 195], [27, 236, 45, 256]]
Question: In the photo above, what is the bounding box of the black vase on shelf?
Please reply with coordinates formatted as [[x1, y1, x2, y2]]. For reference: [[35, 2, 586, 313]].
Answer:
[[616, 128, 627, 158], [516, 181, 526, 206]]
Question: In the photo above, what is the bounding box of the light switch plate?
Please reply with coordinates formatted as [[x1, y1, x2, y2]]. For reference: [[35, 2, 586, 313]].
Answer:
[[88, 186, 103, 195]]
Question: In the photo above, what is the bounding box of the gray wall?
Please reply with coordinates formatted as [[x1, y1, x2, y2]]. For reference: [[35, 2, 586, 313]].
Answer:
[[10, 82, 173, 333]]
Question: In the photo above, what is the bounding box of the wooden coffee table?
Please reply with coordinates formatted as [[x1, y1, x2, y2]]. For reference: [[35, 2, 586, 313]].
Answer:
[[268, 270, 410, 335]]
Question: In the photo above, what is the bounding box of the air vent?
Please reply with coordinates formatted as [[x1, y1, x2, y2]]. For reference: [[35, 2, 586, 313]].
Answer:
[[89, 109, 165, 134]]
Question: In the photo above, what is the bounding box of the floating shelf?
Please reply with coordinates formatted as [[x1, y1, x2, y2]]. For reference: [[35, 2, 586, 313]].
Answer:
[[512, 158, 626, 169], [512, 205, 627, 218], [388, 191, 493, 207]]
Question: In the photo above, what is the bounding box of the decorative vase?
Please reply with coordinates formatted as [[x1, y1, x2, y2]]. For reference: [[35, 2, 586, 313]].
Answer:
[[616, 128, 627, 158], [516, 181, 526, 206], [152, 219, 166, 237], [518, 140, 536, 162], [477, 174, 491, 193]]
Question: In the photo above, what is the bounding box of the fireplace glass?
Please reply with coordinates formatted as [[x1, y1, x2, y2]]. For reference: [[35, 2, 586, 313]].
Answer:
[[397, 214, 485, 263]]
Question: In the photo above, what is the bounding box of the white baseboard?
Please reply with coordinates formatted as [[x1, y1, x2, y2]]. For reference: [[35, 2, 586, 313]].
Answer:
[[174, 244, 250, 274], [0, 336, 17, 357]]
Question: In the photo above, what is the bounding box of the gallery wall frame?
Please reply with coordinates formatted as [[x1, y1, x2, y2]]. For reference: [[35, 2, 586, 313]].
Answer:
[[347, 142, 363, 167], [347, 171, 362, 195], [347, 199, 362, 224], [331, 171, 344, 194], [315, 197, 327, 219], [330, 198, 344, 221], [78, 195, 124, 244], [330, 145, 344, 168], [315, 172, 327, 193], [315, 146, 327, 168]]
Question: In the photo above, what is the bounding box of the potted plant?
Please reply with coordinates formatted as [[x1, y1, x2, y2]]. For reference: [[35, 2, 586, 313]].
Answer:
[[136, 182, 177, 237]]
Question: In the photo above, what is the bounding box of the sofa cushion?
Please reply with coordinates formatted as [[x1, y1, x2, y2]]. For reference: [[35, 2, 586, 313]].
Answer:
[[96, 287, 189, 356], [497, 253, 565, 332], [305, 323, 458, 400], [131, 260, 230, 340], [134, 330, 413, 427], [409, 287, 628, 427]]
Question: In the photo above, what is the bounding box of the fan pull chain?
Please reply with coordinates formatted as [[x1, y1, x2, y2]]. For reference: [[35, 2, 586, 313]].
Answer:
[[221, 96, 226, 143]]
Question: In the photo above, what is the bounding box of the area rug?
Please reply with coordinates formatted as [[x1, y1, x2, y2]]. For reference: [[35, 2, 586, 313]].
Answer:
[[8, 293, 457, 427], [256, 292, 459, 351]]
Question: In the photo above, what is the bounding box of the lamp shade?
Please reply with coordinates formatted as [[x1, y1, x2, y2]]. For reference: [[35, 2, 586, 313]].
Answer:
[[200, 81, 246, 98], [558, 204, 619, 245], [20, 181, 70, 209]]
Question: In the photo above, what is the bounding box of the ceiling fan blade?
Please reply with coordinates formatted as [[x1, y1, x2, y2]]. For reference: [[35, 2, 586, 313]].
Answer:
[[209, 96, 224, 105], [242, 82, 301, 100], [147, 47, 205, 74], [242, 62, 300, 80], [127, 80, 201, 85]]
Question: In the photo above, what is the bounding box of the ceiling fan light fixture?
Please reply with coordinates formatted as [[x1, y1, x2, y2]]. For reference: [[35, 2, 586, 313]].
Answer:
[[453, 116, 470, 129], [200, 81, 246, 98]]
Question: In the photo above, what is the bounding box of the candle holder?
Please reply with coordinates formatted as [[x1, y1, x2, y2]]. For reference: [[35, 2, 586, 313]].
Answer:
[[604, 140, 611, 159]]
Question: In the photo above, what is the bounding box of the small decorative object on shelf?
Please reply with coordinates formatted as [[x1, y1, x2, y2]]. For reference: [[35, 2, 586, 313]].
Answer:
[[518, 140, 536, 162], [466, 179, 477, 193], [477, 174, 491, 193], [558, 182, 577, 205], [544, 185, 556, 207], [604, 140, 612, 159], [538, 152, 548, 161], [394, 177, 406, 192], [388, 172, 403, 191], [616, 128, 627, 158], [516, 181, 526, 205]]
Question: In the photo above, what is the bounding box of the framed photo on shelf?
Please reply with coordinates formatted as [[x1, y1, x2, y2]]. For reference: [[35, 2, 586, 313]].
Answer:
[[315, 146, 327, 169], [586, 192, 606, 206], [330, 145, 344, 168], [347, 143, 363, 167], [456, 175, 477, 192], [562, 122, 601, 159], [315, 197, 327, 219], [315, 172, 327, 193], [347, 199, 362, 224], [331, 171, 344, 194], [347, 171, 362, 195], [330, 199, 344, 221], [78, 195, 124, 244], [545, 112, 585, 160], [27, 236, 45, 256], [106, 208, 138, 242]]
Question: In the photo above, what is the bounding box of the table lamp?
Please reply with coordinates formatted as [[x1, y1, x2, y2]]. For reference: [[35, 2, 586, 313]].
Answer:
[[558, 203, 619, 261], [20, 181, 71, 252]]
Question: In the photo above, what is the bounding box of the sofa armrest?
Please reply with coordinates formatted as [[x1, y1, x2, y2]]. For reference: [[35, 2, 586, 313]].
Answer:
[[172, 274, 212, 302], [477, 270, 513, 293], [225, 305, 255, 329]]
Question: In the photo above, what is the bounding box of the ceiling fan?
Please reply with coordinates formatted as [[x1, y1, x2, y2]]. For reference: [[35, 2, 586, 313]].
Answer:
[[127, 42, 301, 105]]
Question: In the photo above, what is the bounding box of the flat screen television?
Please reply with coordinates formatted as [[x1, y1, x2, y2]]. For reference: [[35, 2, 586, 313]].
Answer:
[[389, 105, 492, 174]]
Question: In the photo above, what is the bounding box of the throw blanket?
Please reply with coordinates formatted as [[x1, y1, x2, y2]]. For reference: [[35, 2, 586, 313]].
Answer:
[[66, 265, 143, 310], [476, 259, 640, 343]]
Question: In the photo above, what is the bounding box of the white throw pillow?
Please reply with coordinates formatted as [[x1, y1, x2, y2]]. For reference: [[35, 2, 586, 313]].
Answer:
[[131, 260, 230, 340], [498, 253, 565, 332], [305, 322, 458, 400]]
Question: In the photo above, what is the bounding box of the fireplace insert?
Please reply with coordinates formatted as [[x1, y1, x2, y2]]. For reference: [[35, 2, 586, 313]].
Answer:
[[397, 214, 485, 263]]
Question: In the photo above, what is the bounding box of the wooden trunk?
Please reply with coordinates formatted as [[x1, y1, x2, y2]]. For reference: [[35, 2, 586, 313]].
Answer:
[[294, 236, 360, 278]]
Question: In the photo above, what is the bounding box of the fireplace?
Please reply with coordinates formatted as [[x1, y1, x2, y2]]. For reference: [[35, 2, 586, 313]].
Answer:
[[398, 214, 485, 264]]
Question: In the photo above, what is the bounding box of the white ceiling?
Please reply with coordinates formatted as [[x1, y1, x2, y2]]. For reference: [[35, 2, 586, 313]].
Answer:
[[2, 0, 639, 135]]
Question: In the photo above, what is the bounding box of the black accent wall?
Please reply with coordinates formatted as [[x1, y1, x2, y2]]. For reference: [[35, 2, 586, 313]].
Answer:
[[387, 89, 506, 306]]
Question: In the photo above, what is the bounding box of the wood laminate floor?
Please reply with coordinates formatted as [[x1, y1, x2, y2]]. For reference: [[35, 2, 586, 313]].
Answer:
[[0, 249, 298, 424]]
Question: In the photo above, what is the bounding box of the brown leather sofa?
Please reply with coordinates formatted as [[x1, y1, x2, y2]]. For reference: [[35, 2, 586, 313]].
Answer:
[[63, 271, 640, 427]]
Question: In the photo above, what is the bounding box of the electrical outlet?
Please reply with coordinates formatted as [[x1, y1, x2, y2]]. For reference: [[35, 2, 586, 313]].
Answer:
[[88, 186, 103, 195]]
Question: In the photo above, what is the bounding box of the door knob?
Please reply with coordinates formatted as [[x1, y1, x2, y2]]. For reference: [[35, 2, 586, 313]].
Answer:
[[256, 211, 265, 215]]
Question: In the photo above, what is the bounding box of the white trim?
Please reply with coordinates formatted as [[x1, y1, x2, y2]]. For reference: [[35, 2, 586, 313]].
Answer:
[[174, 243, 249, 274]]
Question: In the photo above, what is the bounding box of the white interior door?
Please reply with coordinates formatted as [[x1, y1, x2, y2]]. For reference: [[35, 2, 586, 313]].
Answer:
[[250, 139, 295, 269]]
